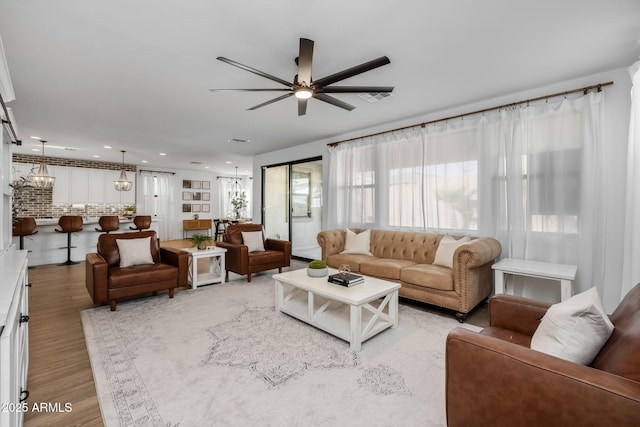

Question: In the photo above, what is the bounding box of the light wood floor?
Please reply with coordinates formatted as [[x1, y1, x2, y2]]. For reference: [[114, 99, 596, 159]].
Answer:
[[23, 239, 488, 426], [23, 239, 195, 427]]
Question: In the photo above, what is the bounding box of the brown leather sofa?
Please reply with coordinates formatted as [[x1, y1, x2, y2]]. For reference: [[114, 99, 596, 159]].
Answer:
[[86, 230, 188, 311], [216, 224, 291, 282], [445, 284, 640, 426], [317, 229, 501, 321]]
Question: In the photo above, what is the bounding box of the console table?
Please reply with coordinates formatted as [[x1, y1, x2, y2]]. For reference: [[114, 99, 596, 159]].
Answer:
[[492, 258, 577, 302], [183, 219, 212, 239]]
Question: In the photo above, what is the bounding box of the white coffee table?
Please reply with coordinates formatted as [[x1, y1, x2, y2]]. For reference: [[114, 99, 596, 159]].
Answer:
[[182, 246, 227, 289], [273, 268, 400, 351]]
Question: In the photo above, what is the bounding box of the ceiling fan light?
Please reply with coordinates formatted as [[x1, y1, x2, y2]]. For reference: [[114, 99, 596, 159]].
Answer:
[[294, 88, 313, 99]]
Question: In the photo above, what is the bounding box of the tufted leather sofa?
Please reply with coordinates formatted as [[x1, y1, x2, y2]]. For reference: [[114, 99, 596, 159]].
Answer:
[[317, 229, 501, 321], [445, 283, 640, 426], [85, 230, 188, 311]]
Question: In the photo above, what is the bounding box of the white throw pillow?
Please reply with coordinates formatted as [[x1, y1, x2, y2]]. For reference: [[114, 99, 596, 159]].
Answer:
[[341, 229, 372, 256], [433, 235, 471, 269], [116, 237, 154, 268], [241, 231, 265, 252], [530, 287, 614, 365]]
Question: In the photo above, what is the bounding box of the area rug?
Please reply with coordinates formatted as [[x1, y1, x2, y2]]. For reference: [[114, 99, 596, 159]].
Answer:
[[81, 271, 480, 427]]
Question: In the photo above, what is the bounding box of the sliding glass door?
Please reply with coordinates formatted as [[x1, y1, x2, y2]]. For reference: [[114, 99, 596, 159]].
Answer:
[[262, 157, 322, 260]]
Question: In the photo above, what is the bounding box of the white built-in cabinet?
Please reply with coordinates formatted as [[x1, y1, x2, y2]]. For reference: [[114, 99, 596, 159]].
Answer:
[[0, 249, 29, 427]]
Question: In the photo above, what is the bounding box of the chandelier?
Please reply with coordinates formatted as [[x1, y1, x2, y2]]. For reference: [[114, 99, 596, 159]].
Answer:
[[30, 139, 55, 189], [114, 150, 133, 191]]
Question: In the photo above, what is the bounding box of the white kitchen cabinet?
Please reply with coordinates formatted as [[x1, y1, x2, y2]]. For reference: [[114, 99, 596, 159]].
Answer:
[[51, 166, 71, 203], [70, 168, 90, 202], [0, 249, 29, 427]]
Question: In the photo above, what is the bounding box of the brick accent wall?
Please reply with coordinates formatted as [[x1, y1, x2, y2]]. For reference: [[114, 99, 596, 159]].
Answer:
[[12, 154, 137, 219], [13, 154, 136, 172]]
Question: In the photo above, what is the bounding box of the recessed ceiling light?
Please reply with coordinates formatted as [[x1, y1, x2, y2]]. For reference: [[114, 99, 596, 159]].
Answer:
[[225, 161, 232, 164], [31, 148, 39, 152], [92, 155, 100, 158], [30, 136, 42, 140], [204, 166, 210, 169], [141, 160, 148, 163], [159, 153, 167, 156], [103, 145, 112, 149]]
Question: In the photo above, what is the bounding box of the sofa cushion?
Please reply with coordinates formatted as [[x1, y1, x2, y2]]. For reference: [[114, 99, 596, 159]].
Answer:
[[360, 258, 416, 280], [531, 287, 614, 365], [342, 228, 373, 255], [242, 231, 265, 252], [108, 263, 178, 289], [433, 235, 471, 269], [326, 253, 378, 272], [116, 236, 154, 267], [248, 250, 284, 266], [400, 264, 454, 291]]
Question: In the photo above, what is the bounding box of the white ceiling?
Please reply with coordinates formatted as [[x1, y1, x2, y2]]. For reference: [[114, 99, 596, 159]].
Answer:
[[1, 0, 639, 175]]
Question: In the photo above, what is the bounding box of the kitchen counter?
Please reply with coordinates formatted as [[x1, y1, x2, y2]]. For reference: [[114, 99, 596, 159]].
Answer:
[[14, 217, 157, 266]]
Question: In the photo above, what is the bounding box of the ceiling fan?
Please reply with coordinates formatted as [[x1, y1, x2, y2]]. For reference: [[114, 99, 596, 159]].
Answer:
[[209, 38, 393, 116]]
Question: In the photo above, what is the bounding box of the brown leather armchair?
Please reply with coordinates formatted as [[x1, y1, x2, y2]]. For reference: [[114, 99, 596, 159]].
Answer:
[[86, 230, 188, 311], [445, 284, 640, 427], [216, 223, 291, 282]]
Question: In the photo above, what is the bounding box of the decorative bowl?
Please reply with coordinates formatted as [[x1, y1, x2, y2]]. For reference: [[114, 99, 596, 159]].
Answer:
[[307, 267, 328, 277]]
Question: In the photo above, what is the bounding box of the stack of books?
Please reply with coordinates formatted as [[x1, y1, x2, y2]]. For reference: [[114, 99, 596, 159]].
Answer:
[[328, 273, 364, 287]]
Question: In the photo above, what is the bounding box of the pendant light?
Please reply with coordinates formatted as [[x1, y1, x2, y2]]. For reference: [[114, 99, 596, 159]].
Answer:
[[114, 150, 133, 191], [30, 140, 55, 189]]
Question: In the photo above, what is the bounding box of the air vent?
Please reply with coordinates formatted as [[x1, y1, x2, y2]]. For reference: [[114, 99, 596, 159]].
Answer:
[[358, 92, 393, 103], [228, 138, 251, 144], [190, 161, 203, 165]]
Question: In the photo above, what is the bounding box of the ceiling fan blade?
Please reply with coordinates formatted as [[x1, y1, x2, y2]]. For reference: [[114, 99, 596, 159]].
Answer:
[[298, 98, 308, 116], [313, 93, 355, 111], [208, 88, 291, 92], [312, 56, 391, 88], [217, 57, 293, 88], [317, 86, 394, 93], [247, 93, 294, 111], [297, 38, 314, 86]]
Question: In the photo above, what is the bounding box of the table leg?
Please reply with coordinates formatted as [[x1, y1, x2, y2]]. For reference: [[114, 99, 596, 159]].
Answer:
[[190, 255, 197, 289], [220, 253, 226, 284], [390, 290, 399, 329], [494, 270, 505, 295], [560, 279, 572, 301], [350, 304, 362, 352], [275, 280, 283, 313]]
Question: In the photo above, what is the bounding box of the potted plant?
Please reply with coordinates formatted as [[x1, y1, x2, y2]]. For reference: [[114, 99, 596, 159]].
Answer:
[[307, 259, 328, 277], [123, 205, 136, 217], [190, 233, 212, 250], [230, 194, 247, 219]]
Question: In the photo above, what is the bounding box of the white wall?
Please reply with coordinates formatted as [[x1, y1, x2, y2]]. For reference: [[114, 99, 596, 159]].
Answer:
[[252, 66, 633, 311]]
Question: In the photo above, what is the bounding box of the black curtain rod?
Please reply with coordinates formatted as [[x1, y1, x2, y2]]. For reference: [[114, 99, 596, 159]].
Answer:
[[217, 175, 243, 180], [0, 92, 21, 144], [138, 169, 175, 175], [327, 81, 614, 148]]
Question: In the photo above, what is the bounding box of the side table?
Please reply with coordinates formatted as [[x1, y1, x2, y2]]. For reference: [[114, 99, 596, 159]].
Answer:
[[182, 246, 227, 289], [492, 258, 577, 301]]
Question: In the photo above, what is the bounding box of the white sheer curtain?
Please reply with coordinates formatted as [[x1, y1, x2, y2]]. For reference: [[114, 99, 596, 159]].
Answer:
[[327, 92, 606, 298], [622, 61, 640, 300], [137, 171, 177, 241]]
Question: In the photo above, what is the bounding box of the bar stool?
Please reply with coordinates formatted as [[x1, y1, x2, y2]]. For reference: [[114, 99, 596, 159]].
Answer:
[[129, 215, 152, 231], [12, 217, 38, 250], [55, 215, 83, 265], [95, 215, 120, 233], [214, 219, 225, 242]]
